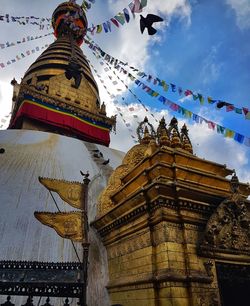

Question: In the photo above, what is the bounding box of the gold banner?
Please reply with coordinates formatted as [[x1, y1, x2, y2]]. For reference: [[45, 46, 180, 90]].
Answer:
[[39, 177, 85, 210], [34, 211, 83, 242]]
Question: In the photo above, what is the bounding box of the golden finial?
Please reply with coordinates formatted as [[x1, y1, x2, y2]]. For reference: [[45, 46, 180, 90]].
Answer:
[[141, 126, 152, 144], [181, 124, 193, 154], [171, 128, 182, 148], [182, 135, 193, 153], [157, 117, 170, 147], [137, 117, 156, 144]]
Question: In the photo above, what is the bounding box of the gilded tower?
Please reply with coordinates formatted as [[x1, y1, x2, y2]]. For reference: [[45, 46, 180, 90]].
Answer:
[[8, 1, 115, 146]]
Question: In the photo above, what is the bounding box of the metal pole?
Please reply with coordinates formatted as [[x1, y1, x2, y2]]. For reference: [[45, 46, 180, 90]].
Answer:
[[79, 175, 90, 306]]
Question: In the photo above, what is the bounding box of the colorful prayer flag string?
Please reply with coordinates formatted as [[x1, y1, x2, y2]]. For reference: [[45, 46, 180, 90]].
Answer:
[[0, 43, 51, 69], [85, 40, 250, 147], [88, 46, 158, 125], [0, 14, 51, 28], [86, 37, 250, 120], [88, 58, 138, 143], [0, 32, 53, 50], [87, 0, 148, 35]]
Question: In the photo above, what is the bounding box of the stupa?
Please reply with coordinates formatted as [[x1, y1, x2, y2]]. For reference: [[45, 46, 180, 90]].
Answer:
[[0, 1, 249, 306]]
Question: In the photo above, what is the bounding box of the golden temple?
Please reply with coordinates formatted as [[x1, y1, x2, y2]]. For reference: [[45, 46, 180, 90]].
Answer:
[[93, 117, 250, 306]]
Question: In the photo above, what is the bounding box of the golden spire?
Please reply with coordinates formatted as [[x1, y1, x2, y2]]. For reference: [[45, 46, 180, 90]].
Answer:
[[9, 1, 116, 146], [141, 126, 152, 144], [170, 128, 182, 148], [181, 124, 193, 153], [137, 117, 156, 144], [157, 117, 170, 147]]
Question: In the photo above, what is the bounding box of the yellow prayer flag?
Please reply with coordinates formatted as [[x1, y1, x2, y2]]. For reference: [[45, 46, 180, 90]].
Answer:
[[96, 25, 102, 33], [225, 129, 235, 138]]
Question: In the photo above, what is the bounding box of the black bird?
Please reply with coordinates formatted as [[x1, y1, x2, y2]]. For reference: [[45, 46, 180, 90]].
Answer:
[[80, 170, 89, 178], [102, 159, 110, 165], [0, 148, 5, 154], [140, 14, 164, 36], [65, 57, 83, 89]]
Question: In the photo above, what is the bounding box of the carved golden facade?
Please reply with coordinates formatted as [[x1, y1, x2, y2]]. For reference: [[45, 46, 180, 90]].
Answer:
[[92, 117, 250, 306]]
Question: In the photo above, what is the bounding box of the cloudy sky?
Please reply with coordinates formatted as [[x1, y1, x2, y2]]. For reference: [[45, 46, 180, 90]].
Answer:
[[0, 0, 250, 185]]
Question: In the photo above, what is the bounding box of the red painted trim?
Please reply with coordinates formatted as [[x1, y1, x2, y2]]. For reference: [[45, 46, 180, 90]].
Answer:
[[11, 101, 110, 146]]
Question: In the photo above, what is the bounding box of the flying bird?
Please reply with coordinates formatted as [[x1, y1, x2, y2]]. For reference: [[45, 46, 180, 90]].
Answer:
[[80, 170, 89, 178], [140, 14, 164, 36], [102, 159, 110, 165]]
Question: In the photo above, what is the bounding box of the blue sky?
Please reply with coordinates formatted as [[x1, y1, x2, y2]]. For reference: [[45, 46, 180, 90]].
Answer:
[[0, 0, 250, 186]]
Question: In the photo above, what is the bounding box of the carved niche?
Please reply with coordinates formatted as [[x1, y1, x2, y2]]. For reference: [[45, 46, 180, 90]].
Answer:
[[201, 183, 250, 254]]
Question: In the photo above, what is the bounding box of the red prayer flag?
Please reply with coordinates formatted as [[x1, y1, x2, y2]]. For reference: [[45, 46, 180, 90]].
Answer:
[[111, 18, 119, 27], [243, 107, 249, 115], [184, 89, 193, 96]]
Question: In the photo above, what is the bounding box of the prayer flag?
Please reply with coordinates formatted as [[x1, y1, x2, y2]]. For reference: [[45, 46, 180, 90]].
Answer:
[[208, 121, 216, 130], [111, 18, 119, 27], [134, 0, 143, 13], [140, 0, 148, 8], [225, 129, 235, 138], [217, 125, 225, 134], [129, 1, 136, 18], [246, 111, 250, 120], [161, 81, 168, 91], [184, 89, 193, 96], [158, 96, 166, 103], [103, 21, 111, 33], [198, 94, 204, 104], [226, 105, 235, 112], [114, 12, 126, 25], [123, 8, 130, 22], [234, 133, 244, 144], [244, 137, 250, 147], [243, 108, 249, 115], [178, 87, 183, 96], [96, 24, 102, 33], [235, 108, 242, 114], [152, 92, 159, 97], [192, 114, 200, 123], [170, 83, 176, 92]]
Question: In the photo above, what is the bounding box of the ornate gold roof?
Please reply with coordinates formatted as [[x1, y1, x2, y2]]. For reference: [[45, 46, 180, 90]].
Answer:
[[95, 117, 250, 218]]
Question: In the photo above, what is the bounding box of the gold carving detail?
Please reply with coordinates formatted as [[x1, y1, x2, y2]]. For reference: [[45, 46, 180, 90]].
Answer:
[[34, 211, 83, 242], [97, 143, 148, 216], [39, 177, 85, 210], [202, 174, 250, 253]]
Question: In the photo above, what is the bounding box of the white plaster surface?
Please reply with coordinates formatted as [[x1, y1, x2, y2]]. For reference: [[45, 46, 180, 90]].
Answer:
[[0, 129, 125, 306]]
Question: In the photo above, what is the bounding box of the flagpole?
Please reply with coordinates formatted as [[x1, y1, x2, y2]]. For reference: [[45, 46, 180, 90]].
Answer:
[[80, 174, 90, 306]]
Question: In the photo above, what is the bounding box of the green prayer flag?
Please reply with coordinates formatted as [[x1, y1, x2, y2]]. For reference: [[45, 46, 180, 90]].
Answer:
[[235, 108, 242, 114], [140, 0, 148, 8]]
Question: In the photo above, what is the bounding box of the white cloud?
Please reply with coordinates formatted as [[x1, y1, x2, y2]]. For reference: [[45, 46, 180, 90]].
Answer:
[[226, 0, 250, 30], [189, 122, 250, 184], [201, 45, 223, 85], [100, 0, 192, 70]]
